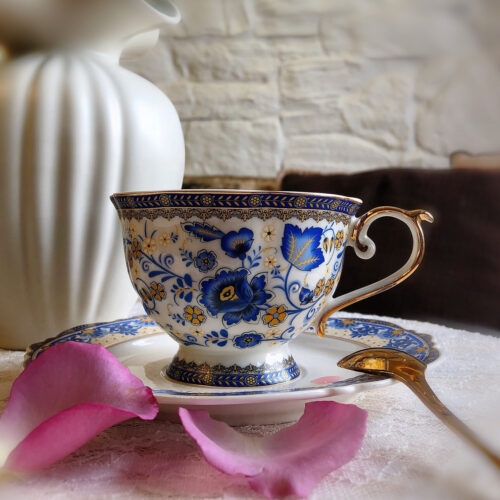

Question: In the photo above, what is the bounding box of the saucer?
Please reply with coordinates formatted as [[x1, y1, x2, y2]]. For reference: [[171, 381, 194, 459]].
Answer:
[[26, 315, 439, 425]]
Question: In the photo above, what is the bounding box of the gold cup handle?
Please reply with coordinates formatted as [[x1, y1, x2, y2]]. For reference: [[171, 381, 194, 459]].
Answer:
[[318, 206, 434, 337]]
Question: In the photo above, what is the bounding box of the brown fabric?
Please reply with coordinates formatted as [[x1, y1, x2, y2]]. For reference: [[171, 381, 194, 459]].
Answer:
[[281, 168, 500, 332]]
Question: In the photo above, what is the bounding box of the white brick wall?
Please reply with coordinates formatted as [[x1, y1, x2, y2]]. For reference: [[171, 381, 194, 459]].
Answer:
[[123, 0, 500, 178]]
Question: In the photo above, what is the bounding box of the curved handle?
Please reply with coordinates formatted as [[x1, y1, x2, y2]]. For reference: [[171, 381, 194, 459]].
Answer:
[[318, 206, 434, 337]]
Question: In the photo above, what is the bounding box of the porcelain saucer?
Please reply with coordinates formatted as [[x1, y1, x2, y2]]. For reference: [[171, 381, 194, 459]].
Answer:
[[26, 315, 439, 425]]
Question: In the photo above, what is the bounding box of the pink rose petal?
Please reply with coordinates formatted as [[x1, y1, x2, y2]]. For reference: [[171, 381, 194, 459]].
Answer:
[[179, 401, 368, 498], [0, 341, 158, 471]]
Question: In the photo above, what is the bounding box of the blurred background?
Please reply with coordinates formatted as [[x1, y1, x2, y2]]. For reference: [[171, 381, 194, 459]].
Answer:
[[124, 0, 500, 187], [0, 0, 498, 346]]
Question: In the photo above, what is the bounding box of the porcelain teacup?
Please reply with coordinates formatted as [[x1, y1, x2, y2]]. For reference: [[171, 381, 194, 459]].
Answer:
[[111, 190, 432, 387]]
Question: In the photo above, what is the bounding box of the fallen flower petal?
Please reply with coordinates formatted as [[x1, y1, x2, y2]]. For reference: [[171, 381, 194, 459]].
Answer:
[[0, 341, 158, 471], [179, 401, 367, 499]]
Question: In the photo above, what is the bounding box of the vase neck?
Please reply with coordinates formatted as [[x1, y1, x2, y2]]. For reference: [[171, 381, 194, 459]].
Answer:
[[0, 0, 180, 60]]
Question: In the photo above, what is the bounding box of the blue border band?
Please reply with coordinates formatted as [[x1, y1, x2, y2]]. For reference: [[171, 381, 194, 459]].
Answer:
[[111, 191, 361, 215], [166, 356, 301, 387]]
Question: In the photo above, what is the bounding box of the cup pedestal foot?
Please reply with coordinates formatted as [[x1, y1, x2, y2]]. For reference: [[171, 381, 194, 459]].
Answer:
[[164, 344, 300, 387]]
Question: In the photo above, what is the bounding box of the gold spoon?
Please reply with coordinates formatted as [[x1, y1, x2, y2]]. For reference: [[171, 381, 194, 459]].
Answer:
[[338, 348, 500, 470]]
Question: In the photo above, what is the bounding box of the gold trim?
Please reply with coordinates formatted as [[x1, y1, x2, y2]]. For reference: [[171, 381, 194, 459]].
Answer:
[[318, 207, 433, 337], [116, 207, 353, 224], [164, 354, 300, 387], [161, 365, 300, 389], [110, 188, 362, 205]]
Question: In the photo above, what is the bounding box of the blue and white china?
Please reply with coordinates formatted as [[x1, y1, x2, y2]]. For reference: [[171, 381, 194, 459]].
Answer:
[[110, 190, 433, 387], [25, 315, 439, 425]]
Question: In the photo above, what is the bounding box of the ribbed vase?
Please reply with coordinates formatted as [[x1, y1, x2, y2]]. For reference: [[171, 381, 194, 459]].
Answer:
[[0, 51, 185, 348]]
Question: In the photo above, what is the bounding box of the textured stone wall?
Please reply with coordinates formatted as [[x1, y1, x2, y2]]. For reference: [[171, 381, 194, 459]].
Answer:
[[123, 0, 500, 179]]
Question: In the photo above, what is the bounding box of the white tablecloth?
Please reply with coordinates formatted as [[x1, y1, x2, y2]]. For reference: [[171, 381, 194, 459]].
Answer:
[[0, 314, 499, 500]]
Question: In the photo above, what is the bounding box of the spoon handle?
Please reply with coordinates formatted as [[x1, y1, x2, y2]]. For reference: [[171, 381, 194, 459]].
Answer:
[[401, 374, 500, 470]]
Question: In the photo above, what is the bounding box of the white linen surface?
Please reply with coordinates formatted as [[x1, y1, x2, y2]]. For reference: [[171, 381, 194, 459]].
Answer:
[[0, 313, 499, 500]]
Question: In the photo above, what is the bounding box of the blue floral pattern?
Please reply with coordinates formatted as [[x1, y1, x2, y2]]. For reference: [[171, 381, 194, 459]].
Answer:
[[221, 228, 254, 260], [120, 212, 351, 349], [233, 332, 263, 348], [200, 269, 272, 325], [299, 287, 314, 305], [281, 224, 325, 271], [194, 250, 217, 272], [203, 329, 229, 346], [325, 317, 439, 362], [182, 222, 224, 241], [26, 316, 439, 368], [183, 223, 254, 261]]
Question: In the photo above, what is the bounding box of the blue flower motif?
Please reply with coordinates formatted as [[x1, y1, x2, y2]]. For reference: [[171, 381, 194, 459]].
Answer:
[[299, 287, 314, 305], [200, 269, 272, 325], [281, 224, 325, 271], [194, 250, 217, 272], [386, 337, 424, 359], [346, 323, 394, 339], [221, 228, 254, 260], [203, 329, 229, 347], [233, 332, 263, 348]]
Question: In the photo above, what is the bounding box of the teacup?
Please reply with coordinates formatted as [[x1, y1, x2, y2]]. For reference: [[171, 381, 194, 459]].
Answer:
[[111, 190, 432, 387]]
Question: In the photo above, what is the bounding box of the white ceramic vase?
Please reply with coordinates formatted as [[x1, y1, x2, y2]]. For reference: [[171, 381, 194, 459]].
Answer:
[[0, 0, 185, 348]]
